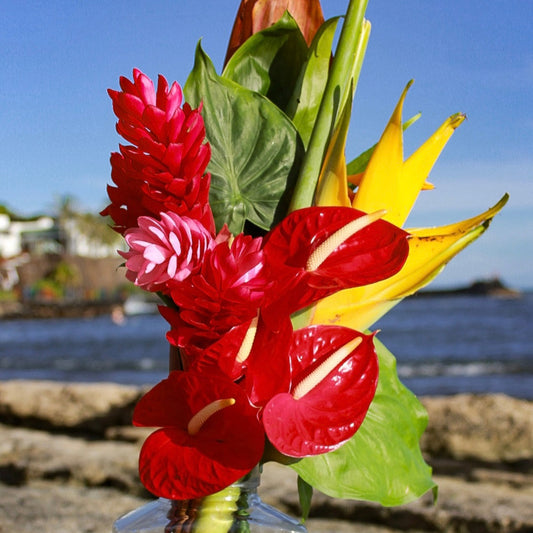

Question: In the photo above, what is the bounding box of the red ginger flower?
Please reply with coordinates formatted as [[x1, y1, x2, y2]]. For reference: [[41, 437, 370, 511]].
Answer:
[[161, 232, 269, 355], [133, 370, 264, 499], [119, 212, 214, 292], [102, 69, 214, 235]]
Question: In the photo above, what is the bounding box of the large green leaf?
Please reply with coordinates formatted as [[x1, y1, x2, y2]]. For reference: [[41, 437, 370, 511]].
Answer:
[[184, 44, 303, 234], [286, 17, 340, 148], [291, 336, 436, 506], [222, 12, 308, 112]]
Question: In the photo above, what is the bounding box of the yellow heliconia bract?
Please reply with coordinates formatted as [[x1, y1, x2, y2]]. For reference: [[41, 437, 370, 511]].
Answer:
[[311, 195, 508, 331], [307, 82, 508, 332], [352, 81, 465, 227]]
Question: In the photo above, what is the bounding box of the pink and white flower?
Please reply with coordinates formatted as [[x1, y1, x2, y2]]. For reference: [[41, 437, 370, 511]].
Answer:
[[119, 212, 214, 292]]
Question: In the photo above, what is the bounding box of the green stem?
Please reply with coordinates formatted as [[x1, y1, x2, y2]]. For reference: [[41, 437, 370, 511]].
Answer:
[[289, 0, 369, 212], [192, 484, 241, 532]]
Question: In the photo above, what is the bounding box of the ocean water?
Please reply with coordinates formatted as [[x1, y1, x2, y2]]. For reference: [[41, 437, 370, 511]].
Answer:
[[0, 292, 532, 399]]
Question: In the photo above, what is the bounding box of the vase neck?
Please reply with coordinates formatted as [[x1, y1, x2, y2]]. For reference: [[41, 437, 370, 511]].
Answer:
[[232, 464, 261, 493]]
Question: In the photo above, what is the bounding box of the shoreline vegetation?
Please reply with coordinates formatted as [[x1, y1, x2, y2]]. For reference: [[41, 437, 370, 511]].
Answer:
[[0, 380, 531, 532], [414, 277, 522, 299]]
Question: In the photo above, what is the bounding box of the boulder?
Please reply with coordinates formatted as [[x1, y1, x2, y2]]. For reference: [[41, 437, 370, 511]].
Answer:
[[421, 394, 533, 464], [1, 382, 533, 532], [0, 424, 144, 495], [0, 380, 143, 435]]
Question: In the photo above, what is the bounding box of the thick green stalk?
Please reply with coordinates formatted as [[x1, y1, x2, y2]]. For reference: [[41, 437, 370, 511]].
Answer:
[[193, 484, 241, 532], [289, 0, 369, 211]]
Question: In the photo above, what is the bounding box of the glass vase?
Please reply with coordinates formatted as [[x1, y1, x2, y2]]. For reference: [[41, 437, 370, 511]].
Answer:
[[113, 465, 307, 533]]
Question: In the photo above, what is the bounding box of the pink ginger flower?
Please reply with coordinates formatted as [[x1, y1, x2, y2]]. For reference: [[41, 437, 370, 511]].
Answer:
[[119, 212, 214, 292], [102, 69, 214, 235]]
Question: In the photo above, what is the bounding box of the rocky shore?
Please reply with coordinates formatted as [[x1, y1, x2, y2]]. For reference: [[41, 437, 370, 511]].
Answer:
[[0, 380, 531, 533]]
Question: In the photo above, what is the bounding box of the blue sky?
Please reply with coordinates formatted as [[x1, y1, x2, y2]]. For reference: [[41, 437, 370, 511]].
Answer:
[[1, 1, 531, 289]]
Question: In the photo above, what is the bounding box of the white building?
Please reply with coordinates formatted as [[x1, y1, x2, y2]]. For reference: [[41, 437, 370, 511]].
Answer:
[[0, 213, 56, 258], [62, 218, 124, 258]]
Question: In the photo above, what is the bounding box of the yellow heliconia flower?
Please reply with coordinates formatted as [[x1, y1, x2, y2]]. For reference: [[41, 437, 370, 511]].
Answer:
[[311, 195, 508, 331], [309, 83, 508, 331], [352, 81, 465, 226]]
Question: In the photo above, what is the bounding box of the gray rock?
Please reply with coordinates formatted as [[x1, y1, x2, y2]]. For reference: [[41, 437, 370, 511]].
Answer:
[[0, 482, 149, 533], [421, 393, 533, 463], [1, 382, 533, 532], [0, 380, 143, 435], [263, 462, 533, 533], [0, 424, 144, 495]]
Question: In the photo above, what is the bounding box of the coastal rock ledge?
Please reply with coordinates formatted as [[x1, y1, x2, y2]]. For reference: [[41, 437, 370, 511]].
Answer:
[[0, 380, 532, 533]]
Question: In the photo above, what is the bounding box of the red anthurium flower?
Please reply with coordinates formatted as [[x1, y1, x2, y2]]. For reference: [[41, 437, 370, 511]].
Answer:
[[133, 370, 264, 500], [262, 325, 378, 457], [191, 313, 294, 407], [189, 317, 258, 380], [102, 69, 214, 235], [163, 232, 269, 353], [119, 212, 214, 293], [240, 315, 294, 407], [262, 206, 409, 315]]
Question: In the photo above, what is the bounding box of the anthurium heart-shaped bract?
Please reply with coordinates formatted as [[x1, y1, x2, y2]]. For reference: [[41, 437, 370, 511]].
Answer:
[[262, 325, 378, 457], [241, 315, 294, 407], [262, 206, 409, 315], [190, 315, 293, 407], [133, 371, 264, 499], [190, 318, 256, 379]]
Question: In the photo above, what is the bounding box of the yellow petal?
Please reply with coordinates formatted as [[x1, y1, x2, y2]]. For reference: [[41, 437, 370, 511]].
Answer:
[[314, 94, 352, 207], [397, 113, 465, 225], [351, 81, 411, 221], [311, 194, 509, 331]]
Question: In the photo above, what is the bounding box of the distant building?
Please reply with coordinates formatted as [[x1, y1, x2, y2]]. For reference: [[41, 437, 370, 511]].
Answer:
[[61, 218, 124, 258], [0, 211, 124, 292], [0, 213, 57, 258], [0, 212, 123, 260]]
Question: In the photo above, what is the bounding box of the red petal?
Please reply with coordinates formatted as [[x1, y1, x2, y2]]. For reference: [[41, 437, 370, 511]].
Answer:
[[262, 207, 409, 314], [191, 319, 254, 380], [262, 326, 378, 457], [136, 372, 264, 499], [243, 316, 293, 407]]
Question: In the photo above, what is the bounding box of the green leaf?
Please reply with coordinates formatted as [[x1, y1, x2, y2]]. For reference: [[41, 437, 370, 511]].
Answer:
[[289, 1, 369, 211], [222, 12, 308, 112], [297, 476, 313, 522], [184, 44, 303, 234], [286, 17, 340, 148], [291, 336, 436, 506]]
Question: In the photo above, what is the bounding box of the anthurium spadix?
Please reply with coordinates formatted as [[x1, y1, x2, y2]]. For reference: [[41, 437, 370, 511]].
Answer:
[[262, 206, 409, 316], [262, 325, 378, 457], [133, 371, 264, 500]]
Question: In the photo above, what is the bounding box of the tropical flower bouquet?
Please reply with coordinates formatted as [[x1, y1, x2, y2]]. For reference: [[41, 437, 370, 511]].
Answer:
[[103, 0, 507, 531]]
